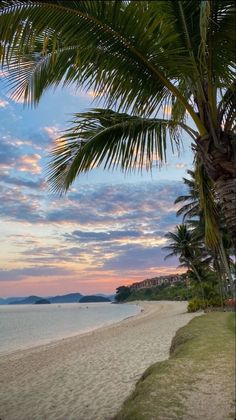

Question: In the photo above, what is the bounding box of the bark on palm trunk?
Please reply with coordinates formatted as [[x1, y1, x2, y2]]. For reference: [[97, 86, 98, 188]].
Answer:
[[215, 178, 236, 251], [198, 131, 236, 250]]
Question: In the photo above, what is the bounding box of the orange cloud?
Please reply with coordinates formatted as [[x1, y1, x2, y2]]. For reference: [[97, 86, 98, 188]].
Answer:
[[175, 163, 187, 169], [17, 154, 41, 174], [44, 126, 60, 140]]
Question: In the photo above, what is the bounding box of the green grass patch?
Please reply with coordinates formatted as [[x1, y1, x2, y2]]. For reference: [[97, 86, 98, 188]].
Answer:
[[114, 313, 235, 420]]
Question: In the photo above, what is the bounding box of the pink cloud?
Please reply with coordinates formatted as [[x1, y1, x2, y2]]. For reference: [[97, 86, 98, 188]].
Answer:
[[43, 126, 60, 140], [0, 99, 9, 108], [17, 154, 41, 174], [175, 163, 187, 169]]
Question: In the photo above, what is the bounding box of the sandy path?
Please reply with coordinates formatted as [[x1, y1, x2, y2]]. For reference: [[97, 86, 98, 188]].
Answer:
[[0, 301, 198, 420]]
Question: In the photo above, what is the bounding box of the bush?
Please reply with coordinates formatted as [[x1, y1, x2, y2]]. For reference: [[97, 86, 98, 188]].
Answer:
[[208, 296, 222, 307], [224, 299, 236, 311], [187, 298, 206, 312]]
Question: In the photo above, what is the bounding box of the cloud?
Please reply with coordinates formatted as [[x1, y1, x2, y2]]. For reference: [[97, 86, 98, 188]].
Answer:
[[0, 180, 184, 278], [66, 229, 142, 243], [0, 139, 18, 169], [0, 266, 73, 282], [43, 126, 61, 140], [102, 243, 179, 271], [70, 87, 105, 100], [0, 99, 9, 108], [17, 154, 41, 174], [0, 185, 43, 222], [0, 179, 184, 228], [175, 163, 187, 169], [46, 182, 183, 227], [0, 138, 43, 174], [1, 173, 44, 189]]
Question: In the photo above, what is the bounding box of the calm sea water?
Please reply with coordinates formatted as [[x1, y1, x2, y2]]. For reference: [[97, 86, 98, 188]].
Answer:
[[0, 302, 140, 355]]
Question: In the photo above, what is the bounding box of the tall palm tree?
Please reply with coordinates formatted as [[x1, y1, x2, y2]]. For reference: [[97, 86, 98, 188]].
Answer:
[[164, 225, 204, 272], [163, 224, 206, 301], [0, 1, 235, 243], [175, 164, 235, 295]]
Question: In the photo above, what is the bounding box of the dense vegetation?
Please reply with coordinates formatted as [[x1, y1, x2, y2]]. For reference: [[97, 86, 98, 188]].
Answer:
[[164, 167, 235, 311], [116, 281, 189, 302]]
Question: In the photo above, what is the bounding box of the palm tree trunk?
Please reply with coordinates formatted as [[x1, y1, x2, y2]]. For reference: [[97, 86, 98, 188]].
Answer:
[[214, 258, 225, 309], [190, 264, 206, 306], [218, 238, 235, 298], [215, 178, 236, 250], [198, 131, 236, 249]]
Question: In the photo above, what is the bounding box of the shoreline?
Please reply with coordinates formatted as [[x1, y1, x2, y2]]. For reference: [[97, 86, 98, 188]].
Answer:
[[0, 302, 142, 358], [0, 301, 199, 420]]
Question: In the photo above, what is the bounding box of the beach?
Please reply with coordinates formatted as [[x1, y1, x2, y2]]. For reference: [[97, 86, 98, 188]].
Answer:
[[0, 301, 199, 420]]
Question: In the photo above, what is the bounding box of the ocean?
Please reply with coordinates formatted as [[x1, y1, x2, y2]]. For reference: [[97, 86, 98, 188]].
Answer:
[[0, 302, 140, 355]]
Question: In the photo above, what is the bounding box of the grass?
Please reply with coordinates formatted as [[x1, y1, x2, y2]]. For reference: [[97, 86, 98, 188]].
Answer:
[[114, 312, 235, 420]]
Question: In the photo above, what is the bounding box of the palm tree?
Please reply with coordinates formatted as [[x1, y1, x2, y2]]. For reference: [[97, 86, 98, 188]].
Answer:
[[175, 170, 199, 221], [175, 161, 235, 296], [0, 1, 235, 243], [164, 224, 203, 275], [163, 224, 206, 301]]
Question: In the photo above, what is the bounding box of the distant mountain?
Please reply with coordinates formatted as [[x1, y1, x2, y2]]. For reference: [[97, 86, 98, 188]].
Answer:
[[9, 296, 42, 305], [0, 298, 7, 305], [0, 297, 28, 305], [35, 298, 51, 304], [0, 292, 115, 305], [3, 293, 83, 305], [48, 293, 83, 303], [79, 295, 111, 303]]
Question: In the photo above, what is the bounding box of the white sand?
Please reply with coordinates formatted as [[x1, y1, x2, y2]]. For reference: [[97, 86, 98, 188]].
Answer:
[[0, 301, 199, 420]]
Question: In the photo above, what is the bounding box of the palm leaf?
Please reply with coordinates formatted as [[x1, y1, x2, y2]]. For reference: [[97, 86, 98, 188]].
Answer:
[[195, 157, 220, 249], [0, 0, 211, 131], [47, 109, 188, 193]]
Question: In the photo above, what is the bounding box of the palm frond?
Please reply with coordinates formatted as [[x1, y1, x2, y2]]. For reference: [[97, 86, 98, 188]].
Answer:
[[0, 0, 211, 132], [218, 81, 236, 132], [47, 109, 186, 193], [195, 157, 220, 249]]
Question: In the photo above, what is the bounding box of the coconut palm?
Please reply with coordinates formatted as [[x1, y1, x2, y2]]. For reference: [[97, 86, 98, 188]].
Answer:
[[164, 224, 207, 301], [175, 169, 199, 220], [0, 1, 235, 242], [164, 224, 206, 278], [175, 161, 235, 295]]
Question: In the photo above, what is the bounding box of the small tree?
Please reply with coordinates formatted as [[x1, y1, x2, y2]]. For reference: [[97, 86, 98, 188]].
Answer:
[[115, 286, 131, 302]]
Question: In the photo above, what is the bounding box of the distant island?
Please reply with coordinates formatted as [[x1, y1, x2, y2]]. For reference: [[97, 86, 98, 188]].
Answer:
[[35, 298, 51, 305], [9, 296, 43, 305], [79, 295, 111, 303], [48, 293, 83, 304], [0, 292, 115, 305], [3, 293, 83, 305]]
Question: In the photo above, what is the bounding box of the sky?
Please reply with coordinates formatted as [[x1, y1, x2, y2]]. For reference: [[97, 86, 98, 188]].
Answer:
[[0, 77, 194, 297]]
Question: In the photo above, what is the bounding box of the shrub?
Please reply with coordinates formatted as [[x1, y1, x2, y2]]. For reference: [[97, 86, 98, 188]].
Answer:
[[224, 299, 236, 311], [208, 296, 222, 307], [187, 298, 206, 312]]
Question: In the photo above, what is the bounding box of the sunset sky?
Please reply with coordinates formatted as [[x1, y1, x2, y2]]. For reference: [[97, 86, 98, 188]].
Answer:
[[0, 77, 194, 297]]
